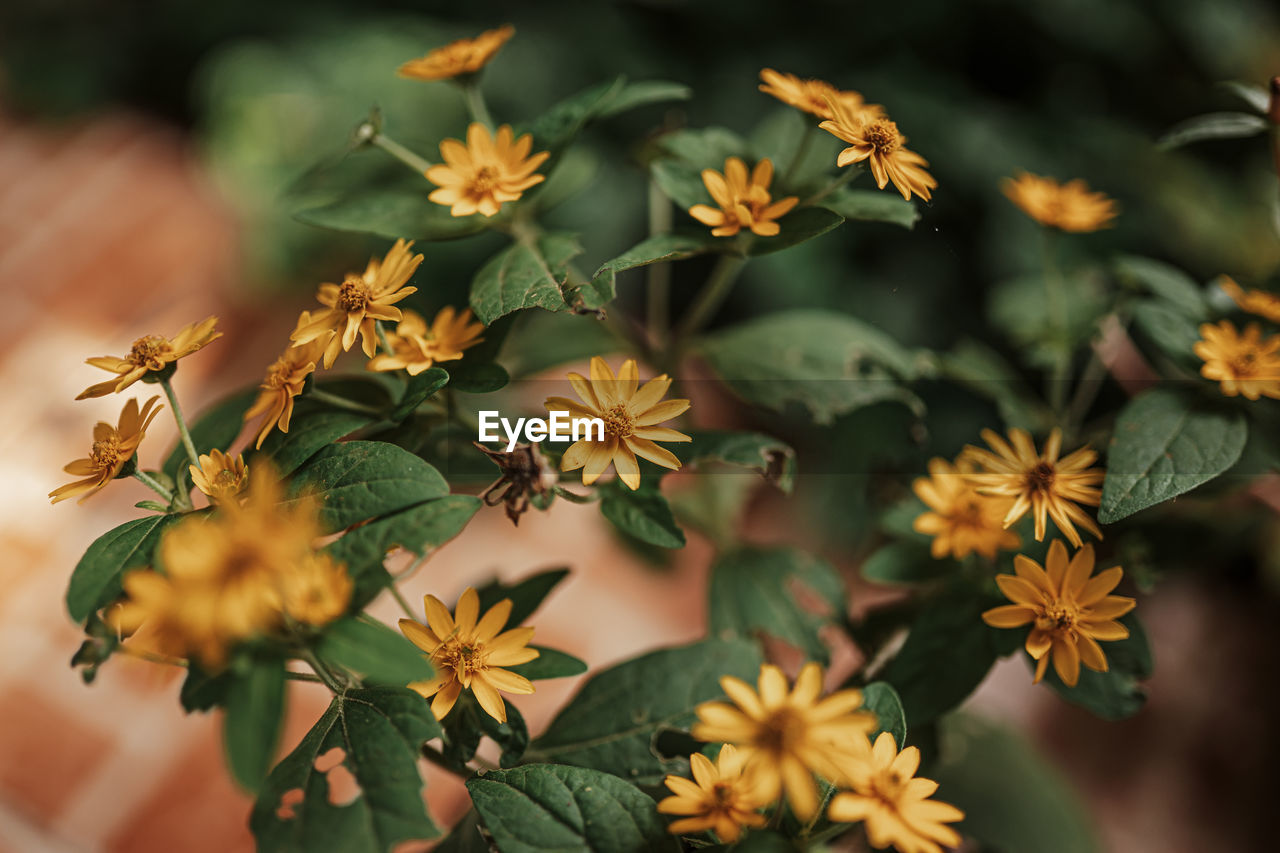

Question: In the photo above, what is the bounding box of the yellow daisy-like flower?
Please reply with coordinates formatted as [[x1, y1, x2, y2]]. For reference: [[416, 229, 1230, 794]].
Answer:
[[982, 541, 1136, 687], [657, 744, 770, 843], [244, 331, 326, 450], [1001, 172, 1117, 233], [544, 356, 691, 491], [397, 25, 514, 81], [757, 69, 882, 122], [962, 428, 1104, 549], [912, 457, 1020, 560], [50, 396, 163, 504], [1194, 320, 1280, 400], [819, 98, 936, 202], [291, 240, 422, 368], [1219, 276, 1280, 324], [189, 449, 248, 504], [367, 307, 486, 375], [692, 662, 877, 822], [398, 588, 539, 723], [828, 732, 965, 853], [689, 157, 799, 238], [77, 317, 221, 399], [426, 123, 549, 218], [279, 553, 353, 628]]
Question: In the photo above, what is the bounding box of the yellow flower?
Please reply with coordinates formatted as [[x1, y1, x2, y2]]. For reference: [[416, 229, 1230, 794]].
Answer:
[[77, 317, 221, 399], [982, 541, 1136, 687], [189, 449, 248, 504], [426, 123, 549, 218], [912, 457, 1020, 560], [291, 240, 422, 368], [280, 553, 353, 628], [657, 744, 770, 843], [692, 662, 877, 822], [819, 99, 936, 201], [962, 428, 1103, 548], [757, 69, 882, 121], [689, 157, 799, 238], [398, 588, 539, 723], [50, 396, 163, 504], [367, 307, 486, 375], [1001, 171, 1117, 232], [1220, 275, 1280, 324], [828, 732, 965, 853], [397, 25, 515, 81], [244, 331, 326, 450], [1194, 320, 1280, 400], [544, 356, 691, 491]]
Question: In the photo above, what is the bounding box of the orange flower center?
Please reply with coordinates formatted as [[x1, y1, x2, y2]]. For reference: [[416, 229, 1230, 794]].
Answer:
[[1037, 601, 1079, 632], [128, 334, 172, 369], [470, 166, 499, 195], [90, 436, 121, 471], [437, 638, 486, 681], [711, 781, 736, 804], [1027, 461, 1056, 492], [1228, 349, 1263, 377], [863, 120, 900, 154], [755, 707, 805, 755], [601, 404, 634, 439], [337, 276, 372, 312], [869, 768, 909, 803], [213, 468, 241, 491]]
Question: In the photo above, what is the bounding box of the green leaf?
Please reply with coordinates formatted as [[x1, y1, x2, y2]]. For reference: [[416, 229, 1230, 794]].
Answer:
[[225, 656, 287, 793], [860, 541, 950, 585], [475, 567, 570, 626], [317, 618, 435, 687], [389, 368, 448, 423], [1098, 389, 1248, 523], [295, 184, 495, 242], [469, 232, 584, 325], [441, 694, 530, 770], [162, 387, 257, 484], [1217, 80, 1269, 113], [1129, 300, 1202, 368], [821, 187, 920, 229], [697, 309, 924, 424], [650, 127, 752, 209], [431, 811, 489, 853], [258, 401, 374, 476], [585, 233, 715, 309], [600, 482, 686, 549], [1042, 611, 1153, 719], [525, 639, 763, 784], [1113, 255, 1207, 318], [500, 308, 622, 377], [285, 441, 449, 532], [988, 271, 1108, 369], [862, 682, 907, 749], [596, 80, 693, 118], [1157, 111, 1269, 150], [684, 430, 796, 493], [181, 665, 233, 713], [67, 514, 181, 622], [708, 546, 845, 662], [747, 207, 844, 256], [250, 687, 443, 851], [467, 764, 676, 852], [507, 646, 588, 681], [937, 339, 1048, 431], [444, 361, 509, 394]]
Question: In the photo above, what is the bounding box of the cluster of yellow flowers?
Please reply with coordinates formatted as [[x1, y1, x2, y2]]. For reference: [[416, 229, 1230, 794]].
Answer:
[[1195, 276, 1280, 400], [659, 663, 964, 852]]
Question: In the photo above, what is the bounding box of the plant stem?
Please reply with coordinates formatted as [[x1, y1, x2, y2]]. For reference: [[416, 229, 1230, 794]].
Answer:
[[119, 646, 188, 667], [460, 80, 495, 129], [388, 584, 416, 620], [1041, 229, 1071, 418], [552, 485, 602, 504], [1064, 343, 1107, 443], [801, 165, 859, 206], [372, 132, 434, 175], [132, 469, 175, 503], [308, 389, 384, 416], [673, 250, 749, 343], [159, 376, 201, 469], [375, 320, 397, 356], [645, 178, 673, 349], [782, 120, 819, 188], [285, 671, 323, 684], [298, 647, 345, 694]]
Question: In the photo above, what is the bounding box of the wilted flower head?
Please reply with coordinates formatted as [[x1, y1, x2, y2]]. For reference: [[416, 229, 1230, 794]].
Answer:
[[475, 441, 559, 525]]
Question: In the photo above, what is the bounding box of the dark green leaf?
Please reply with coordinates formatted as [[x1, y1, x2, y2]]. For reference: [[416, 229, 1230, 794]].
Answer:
[[389, 368, 448, 423], [1157, 112, 1269, 150], [295, 185, 496, 242], [988, 271, 1108, 370], [708, 546, 845, 662], [1099, 389, 1248, 522], [500, 309, 621, 378], [225, 656, 287, 792], [747, 207, 844, 256], [860, 541, 950, 585], [862, 682, 907, 749], [1218, 80, 1269, 113], [469, 233, 584, 325], [1130, 299, 1202, 368], [258, 401, 374, 476], [1042, 611, 1153, 719], [250, 687, 443, 851], [467, 764, 676, 852], [600, 482, 686, 549], [684, 430, 796, 493], [585, 234, 715, 309], [163, 387, 257, 484], [524, 639, 762, 784], [431, 811, 490, 853], [650, 127, 752, 209], [285, 441, 449, 532], [596, 80, 692, 119], [1114, 255, 1207, 318], [440, 693, 530, 770], [821, 188, 920, 229], [67, 514, 181, 622], [317, 618, 434, 687], [937, 339, 1048, 431], [444, 361, 509, 394], [180, 665, 233, 713], [475, 567, 570, 627], [507, 646, 588, 681]]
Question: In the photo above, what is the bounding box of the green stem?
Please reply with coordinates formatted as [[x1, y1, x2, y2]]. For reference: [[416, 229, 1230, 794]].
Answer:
[[801, 165, 859, 206], [372, 132, 435, 175], [375, 320, 397, 357], [159, 376, 201, 469], [1041, 230, 1071, 417], [388, 584, 416, 620], [460, 80, 495, 129], [285, 671, 323, 684], [132, 470, 174, 503], [552, 485, 602, 504], [781, 120, 819, 188], [308, 388, 384, 416], [673, 250, 750, 343], [645, 178, 674, 349], [298, 647, 345, 694]]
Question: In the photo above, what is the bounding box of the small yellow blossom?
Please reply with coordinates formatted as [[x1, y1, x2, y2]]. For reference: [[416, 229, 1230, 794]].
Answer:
[[820, 99, 936, 201], [280, 553, 353, 627], [912, 457, 1020, 560], [757, 69, 882, 122], [399, 588, 539, 723], [244, 331, 326, 450], [1194, 320, 1280, 400], [828, 732, 965, 853], [545, 357, 691, 491], [367, 307, 485, 375], [658, 745, 770, 843], [692, 662, 877, 822], [292, 241, 422, 368], [50, 396, 163, 504], [689, 157, 799, 238], [397, 25, 514, 81], [1001, 172, 1117, 232], [189, 449, 248, 504], [77, 317, 221, 399], [983, 541, 1136, 687], [426, 123, 549, 218], [1219, 276, 1280, 324], [962, 428, 1104, 549]]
